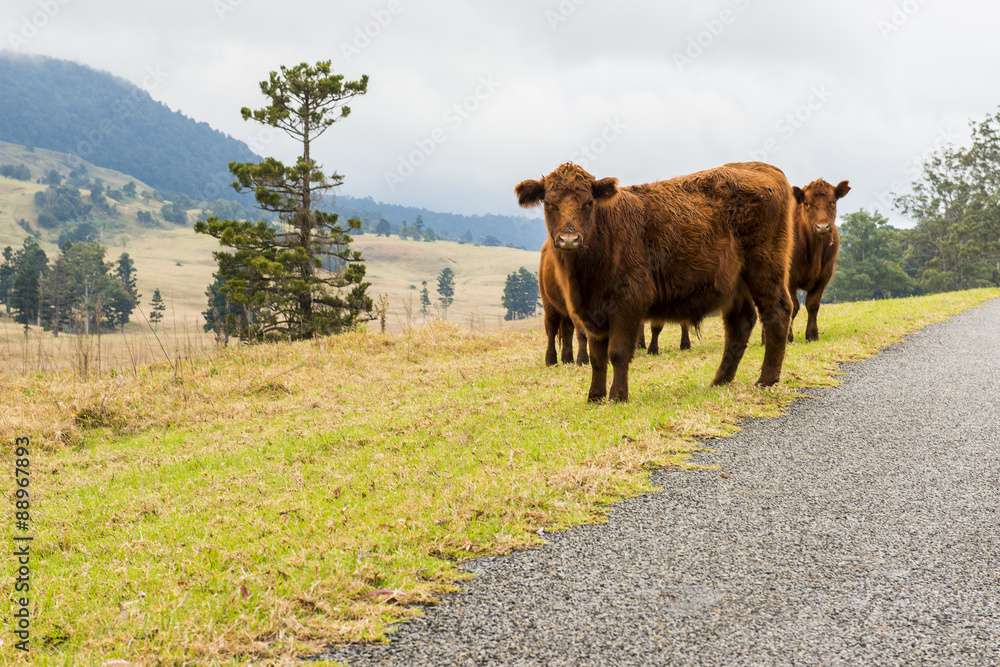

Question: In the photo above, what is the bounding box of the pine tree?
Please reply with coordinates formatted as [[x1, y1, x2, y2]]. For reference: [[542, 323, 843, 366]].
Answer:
[[502, 267, 540, 320], [110, 252, 140, 332], [437, 267, 455, 319], [195, 60, 372, 341], [419, 280, 431, 320], [150, 288, 167, 332]]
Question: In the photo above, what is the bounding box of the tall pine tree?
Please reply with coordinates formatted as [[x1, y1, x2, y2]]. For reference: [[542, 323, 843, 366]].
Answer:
[[195, 61, 372, 341]]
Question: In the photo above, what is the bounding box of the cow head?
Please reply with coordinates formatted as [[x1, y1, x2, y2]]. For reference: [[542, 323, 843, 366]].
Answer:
[[793, 179, 850, 237], [515, 163, 619, 252]]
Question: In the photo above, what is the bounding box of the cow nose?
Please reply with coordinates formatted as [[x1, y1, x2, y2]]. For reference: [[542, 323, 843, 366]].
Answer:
[[815, 223, 831, 234], [556, 233, 581, 250]]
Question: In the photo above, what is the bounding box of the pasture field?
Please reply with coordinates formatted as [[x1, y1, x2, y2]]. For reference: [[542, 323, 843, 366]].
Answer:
[[1, 288, 998, 665]]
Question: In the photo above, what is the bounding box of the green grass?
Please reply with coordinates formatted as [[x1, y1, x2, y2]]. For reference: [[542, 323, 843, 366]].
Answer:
[[1, 289, 998, 665]]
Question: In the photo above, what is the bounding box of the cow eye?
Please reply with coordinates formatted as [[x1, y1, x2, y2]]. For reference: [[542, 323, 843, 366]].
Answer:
[[583, 201, 594, 210]]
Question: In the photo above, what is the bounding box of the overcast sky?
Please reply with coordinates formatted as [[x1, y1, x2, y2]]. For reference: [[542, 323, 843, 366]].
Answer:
[[4, 0, 999, 227]]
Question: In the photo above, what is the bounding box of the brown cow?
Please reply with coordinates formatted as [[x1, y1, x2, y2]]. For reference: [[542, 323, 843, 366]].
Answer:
[[787, 178, 850, 342], [540, 239, 588, 365], [515, 162, 794, 403]]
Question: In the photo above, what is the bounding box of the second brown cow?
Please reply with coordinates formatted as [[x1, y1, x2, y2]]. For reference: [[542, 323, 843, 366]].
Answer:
[[516, 161, 795, 403], [786, 178, 850, 342]]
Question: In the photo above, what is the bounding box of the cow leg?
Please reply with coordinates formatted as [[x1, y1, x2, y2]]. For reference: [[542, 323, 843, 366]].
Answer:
[[576, 329, 589, 365], [748, 277, 793, 387], [636, 325, 647, 350], [804, 286, 825, 342], [587, 336, 609, 402], [559, 317, 575, 363], [543, 307, 560, 366], [648, 323, 663, 355], [679, 323, 691, 351], [608, 321, 641, 402], [713, 289, 757, 385], [788, 290, 801, 343]]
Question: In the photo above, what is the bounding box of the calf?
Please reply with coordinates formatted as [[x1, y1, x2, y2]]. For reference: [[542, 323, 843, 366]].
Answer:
[[515, 162, 794, 403], [787, 179, 850, 342]]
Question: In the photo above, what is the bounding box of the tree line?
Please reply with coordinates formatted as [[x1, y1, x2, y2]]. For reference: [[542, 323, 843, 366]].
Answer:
[[822, 110, 1000, 303], [0, 237, 140, 335]]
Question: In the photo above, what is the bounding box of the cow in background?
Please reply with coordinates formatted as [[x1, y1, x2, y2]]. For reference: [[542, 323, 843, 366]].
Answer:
[[516, 161, 794, 403], [786, 178, 850, 342], [638, 322, 695, 354]]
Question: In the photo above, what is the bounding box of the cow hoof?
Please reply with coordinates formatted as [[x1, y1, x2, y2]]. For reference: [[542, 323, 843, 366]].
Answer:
[[587, 392, 606, 403]]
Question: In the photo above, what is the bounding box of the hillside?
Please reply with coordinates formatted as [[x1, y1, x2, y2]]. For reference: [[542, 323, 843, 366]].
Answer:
[[0, 52, 259, 202]]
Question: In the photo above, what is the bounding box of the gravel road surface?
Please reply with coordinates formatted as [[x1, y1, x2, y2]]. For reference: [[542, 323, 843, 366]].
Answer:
[[322, 298, 1000, 666]]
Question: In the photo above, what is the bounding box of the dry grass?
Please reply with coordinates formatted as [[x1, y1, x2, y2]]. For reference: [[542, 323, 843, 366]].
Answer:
[[0, 284, 997, 664]]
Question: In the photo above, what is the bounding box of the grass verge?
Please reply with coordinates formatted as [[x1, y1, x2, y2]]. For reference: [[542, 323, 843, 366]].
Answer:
[[1, 288, 998, 664]]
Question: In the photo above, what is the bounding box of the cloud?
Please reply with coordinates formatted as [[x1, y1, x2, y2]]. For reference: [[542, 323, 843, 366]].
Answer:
[[2, 0, 998, 225]]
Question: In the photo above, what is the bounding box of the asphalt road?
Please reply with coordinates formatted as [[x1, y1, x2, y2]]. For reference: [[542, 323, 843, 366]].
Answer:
[[322, 298, 1000, 666]]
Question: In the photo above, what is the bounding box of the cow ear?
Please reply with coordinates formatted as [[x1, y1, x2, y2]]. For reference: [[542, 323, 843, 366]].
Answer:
[[515, 179, 545, 208], [792, 186, 805, 204], [592, 177, 619, 205], [834, 180, 851, 199]]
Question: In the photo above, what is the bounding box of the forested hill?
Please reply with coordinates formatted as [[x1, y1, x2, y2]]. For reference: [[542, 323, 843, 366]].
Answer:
[[0, 52, 259, 202], [333, 194, 548, 250]]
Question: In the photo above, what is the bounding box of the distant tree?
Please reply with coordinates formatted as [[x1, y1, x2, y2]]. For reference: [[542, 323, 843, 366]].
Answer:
[[136, 210, 155, 226], [375, 218, 392, 237], [482, 235, 503, 247], [195, 60, 372, 341], [44, 169, 63, 186], [35, 184, 91, 223], [414, 215, 424, 236], [502, 267, 541, 320], [41, 254, 74, 336], [201, 274, 240, 345], [161, 202, 188, 225], [826, 210, 915, 302], [61, 242, 111, 336], [7, 237, 49, 331], [423, 226, 438, 242], [99, 278, 132, 333], [149, 288, 167, 332], [58, 222, 100, 249], [0, 246, 15, 316], [419, 280, 431, 319], [460, 230, 474, 244], [895, 108, 1000, 292], [122, 181, 137, 199], [0, 164, 31, 181], [437, 267, 455, 319], [107, 252, 140, 331]]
